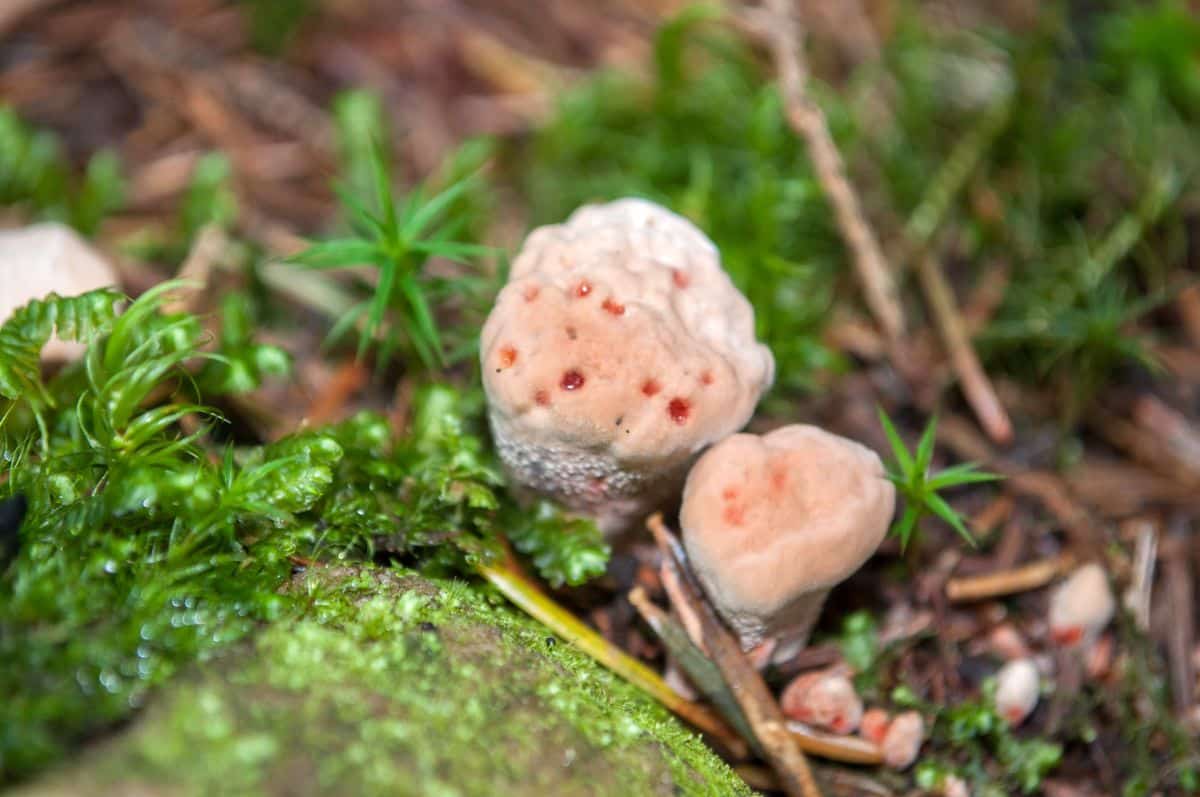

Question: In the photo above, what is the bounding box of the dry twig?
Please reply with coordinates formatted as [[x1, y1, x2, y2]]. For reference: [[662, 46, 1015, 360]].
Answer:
[[915, 250, 1013, 444], [1122, 518, 1158, 632], [647, 513, 823, 797], [476, 542, 749, 759], [756, 0, 905, 347], [1162, 517, 1196, 717], [945, 554, 1075, 603]]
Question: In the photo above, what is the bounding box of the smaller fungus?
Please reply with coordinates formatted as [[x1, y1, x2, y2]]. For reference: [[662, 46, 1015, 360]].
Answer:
[[986, 622, 1031, 661], [680, 425, 895, 656], [1048, 562, 1114, 648], [779, 669, 863, 734], [880, 711, 925, 770], [859, 708, 891, 745], [994, 658, 1039, 726], [941, 775, 970, 797]]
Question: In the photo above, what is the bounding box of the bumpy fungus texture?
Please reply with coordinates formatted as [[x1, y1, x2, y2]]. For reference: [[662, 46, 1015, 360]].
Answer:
[[680, 425, 894, 653], [1048, 562, 1114, 648], [481, 198, 773, 534], [0, 223, 118, 359]]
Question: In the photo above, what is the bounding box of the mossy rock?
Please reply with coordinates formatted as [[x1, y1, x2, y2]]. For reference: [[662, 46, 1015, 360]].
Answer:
[[16, 566, 753, 797]]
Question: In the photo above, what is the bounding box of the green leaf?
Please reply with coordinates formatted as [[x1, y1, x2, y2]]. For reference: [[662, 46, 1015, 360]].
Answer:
[[915, 414, 938, 476], [877, 407, 914, 475], [402, 176, 477, 241], [0, 288, 124, 404], [289, 239, 379, 268], [505, 501, 610, 588], [891, 504, 921, 551], [398, 273, 443, 369], [926, 462, 1002, 490], [926, 492, 977, 547]]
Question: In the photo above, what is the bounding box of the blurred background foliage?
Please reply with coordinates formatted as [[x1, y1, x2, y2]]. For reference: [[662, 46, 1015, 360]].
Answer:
[[3, 0, 1200, 794]]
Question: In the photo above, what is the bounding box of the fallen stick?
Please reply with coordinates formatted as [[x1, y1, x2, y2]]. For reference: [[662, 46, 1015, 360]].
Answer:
[[903, 99, 1014, 444], [758, 0, 905, 347], [476, 544, 749, 760], [945, 554, 1075, 603], [647, 513, 823, 797], [1162, 519, 1196, 718], [915, 250, 1013, 444]]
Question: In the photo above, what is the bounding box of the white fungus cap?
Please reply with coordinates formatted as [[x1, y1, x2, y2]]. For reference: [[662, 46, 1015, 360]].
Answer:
[[0, 223, 119, 359], [994, 658, 1039, 726], [481, 198, 774, 534], [1048, 562, 1115, 647], [680, 425, 895, 649]]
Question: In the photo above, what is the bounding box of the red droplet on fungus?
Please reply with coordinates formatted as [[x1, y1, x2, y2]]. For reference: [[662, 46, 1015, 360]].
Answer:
[[574, 280, 593, 298], [534, 390, 551, 407], [668, 397, 690, 424], [602, 297, 625, 315], [723, 504, 745, 526], [700, 370, 714, 385], [565, 326, 578, 340], [498, 346, 518, 368], [560, 370, 586, 391], [672, 270, 690, 289], [641, 379, 661, 397], [770, 466, 788, 491], [523, 285, 540, 302], [1051, 626, 1084, 645], [721, 486, 739, 501]]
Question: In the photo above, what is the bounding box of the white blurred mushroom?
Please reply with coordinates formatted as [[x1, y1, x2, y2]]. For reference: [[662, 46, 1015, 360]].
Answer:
[[679, 425, 894, 657], [0, 223, 119, 359], [881, 710, 925, 770], [1048, 562, 1114, 648], [994, 658, 1039, 726], [942, 774, 971, 797], [480, 199, 773, 535]]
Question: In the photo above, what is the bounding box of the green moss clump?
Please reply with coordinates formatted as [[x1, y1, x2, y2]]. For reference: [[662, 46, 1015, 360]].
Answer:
[[1, 287, 608, 783], [18, 567, 752, 797]]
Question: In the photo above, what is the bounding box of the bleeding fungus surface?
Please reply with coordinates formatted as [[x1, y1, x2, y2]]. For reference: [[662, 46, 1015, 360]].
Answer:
[[481, 198, 773, 534]]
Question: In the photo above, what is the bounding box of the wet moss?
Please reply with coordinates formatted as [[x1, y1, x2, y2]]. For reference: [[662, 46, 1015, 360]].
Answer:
[[19, 567, 753, 797]]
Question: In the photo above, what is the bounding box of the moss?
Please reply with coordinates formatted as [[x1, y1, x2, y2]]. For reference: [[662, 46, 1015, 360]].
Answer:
[[18, 567, 752, 797]]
